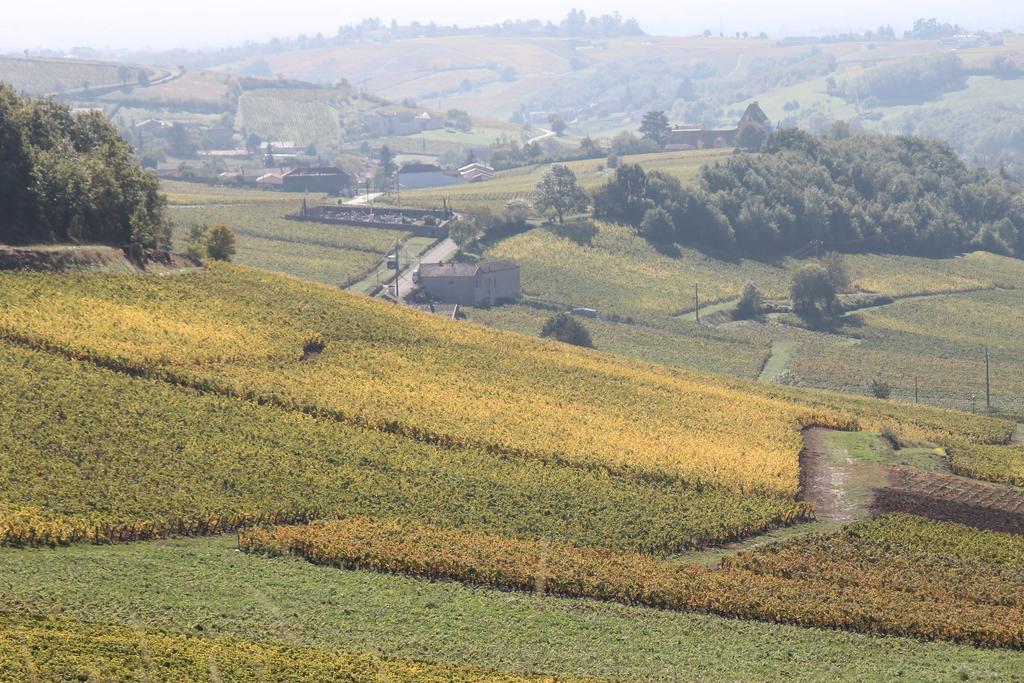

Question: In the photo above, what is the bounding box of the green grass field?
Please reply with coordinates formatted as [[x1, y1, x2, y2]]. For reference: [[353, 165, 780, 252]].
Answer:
[[466, 303, 768, 378], [3, 536, 1022, 682]]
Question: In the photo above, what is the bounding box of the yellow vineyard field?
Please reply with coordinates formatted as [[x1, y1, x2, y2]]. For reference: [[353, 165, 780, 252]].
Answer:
[[0, 265, 1010, 498]]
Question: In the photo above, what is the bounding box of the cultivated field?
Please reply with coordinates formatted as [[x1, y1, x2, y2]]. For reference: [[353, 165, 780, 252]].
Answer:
[[4, 536, 1023, 681], [0, 55, 156, 95], [164, 181, 405, 288], [1, 262, 1021, 680]]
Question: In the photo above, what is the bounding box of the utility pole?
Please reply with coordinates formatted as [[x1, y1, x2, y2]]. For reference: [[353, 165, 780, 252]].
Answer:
[[914, 377, 919, 404], [694, 284, 700, 323], [985, 346, 991, 411]]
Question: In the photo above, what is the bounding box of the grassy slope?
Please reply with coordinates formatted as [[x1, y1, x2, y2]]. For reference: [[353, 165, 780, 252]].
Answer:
[[0, 56, 154, 95], [2, 536, 1021, 682], [488, 224, 1024, 319], [466, 303, 768, 379], [0, 264, 837, 496]]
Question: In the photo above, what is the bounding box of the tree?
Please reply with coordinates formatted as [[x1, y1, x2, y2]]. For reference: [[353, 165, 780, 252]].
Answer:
[[639, 110, 671, 149], [448, 218, 481, 251], [446, 109, 472, 132], [378, 145, 396, 178], [638, 207, 674, 243], [541, 312, 593, 348], [0, 85, 168, 250], [205, 224, 237, 261], [820, 251, 851, 291], [548, 113, 567, 136], [736, 121, 768, 151], [790, 263, 837, 319], [533, 164, 589, 224], [734, 282, 764, 319], [245, 133, 262, 153], [184, 223, 208, 261], [579, 136, 601, 157]]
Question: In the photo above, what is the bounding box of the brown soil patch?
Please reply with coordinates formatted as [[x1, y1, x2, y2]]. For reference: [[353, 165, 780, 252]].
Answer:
[[799, 427, 888, 522], [802, 427, 1024, 535], [0, 245, 199, 274], [873, 467, 1024, 535]]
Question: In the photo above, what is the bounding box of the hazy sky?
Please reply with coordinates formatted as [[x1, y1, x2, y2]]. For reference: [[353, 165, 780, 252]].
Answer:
[[3, 1, 1022, 52]]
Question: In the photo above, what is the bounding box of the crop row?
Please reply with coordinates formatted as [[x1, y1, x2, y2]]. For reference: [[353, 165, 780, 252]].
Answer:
[[0, 615, 557, 682], [241, 515, 1024, 649], [0, 341, 806, 551], [943, 438, 1024, 487], [723, 513, 1024, 609]]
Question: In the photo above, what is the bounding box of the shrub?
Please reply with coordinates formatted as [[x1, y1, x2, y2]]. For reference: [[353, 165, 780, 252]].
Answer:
[[548, 218, 598, 246], [734, 282, 764, 319], [541, 313, 594, 348], [821, 252, 851, 291], [204, 224, 237, 262], [638, 207, 675, 244], [790, 264, 837, 319], [870, 376, 893, 400]]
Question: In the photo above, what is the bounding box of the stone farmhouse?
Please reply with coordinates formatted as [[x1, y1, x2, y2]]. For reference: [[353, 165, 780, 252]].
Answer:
[[666, 102, 770, 150], [417, 260, 520, 306]]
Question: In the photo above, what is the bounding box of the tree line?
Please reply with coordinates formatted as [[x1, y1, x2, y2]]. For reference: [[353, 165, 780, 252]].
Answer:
[[0, 84, 169, 251], [590, 127, 1024, 259]]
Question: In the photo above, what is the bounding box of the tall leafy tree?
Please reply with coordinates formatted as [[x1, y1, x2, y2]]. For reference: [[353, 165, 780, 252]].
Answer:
[[533, 164, 589, 224], [0, 84, 168, 250], [639, 111, 671, 149]]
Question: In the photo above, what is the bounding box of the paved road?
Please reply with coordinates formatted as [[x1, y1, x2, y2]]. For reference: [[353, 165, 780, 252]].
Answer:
[[391, 237, 458, 301], [526, 128, 555, 145], [345, 192, 384, 206]]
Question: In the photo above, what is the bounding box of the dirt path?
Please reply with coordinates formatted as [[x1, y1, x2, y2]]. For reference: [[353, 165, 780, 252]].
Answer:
[[799, 427, 890, 521], [757, 340, 796, 383], [679, 427, 1024, 567]]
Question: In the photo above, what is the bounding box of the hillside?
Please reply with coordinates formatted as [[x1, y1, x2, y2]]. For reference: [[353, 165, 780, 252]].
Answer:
[[1, 262, 1022, 678]]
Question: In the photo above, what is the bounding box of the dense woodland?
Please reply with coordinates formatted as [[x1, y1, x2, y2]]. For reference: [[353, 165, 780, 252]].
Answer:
[[0, 84, 168, 250], [594, 128, 1024, 259]]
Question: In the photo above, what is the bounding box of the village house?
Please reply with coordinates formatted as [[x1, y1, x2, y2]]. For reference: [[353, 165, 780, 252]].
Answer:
[[397, 162, 465, 190], [417, 260, 520, 306], [458, 161, 495, 182], [363, 111, 443, 137], [282, 167, 351, 194], [666, 102, 771, 150]]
